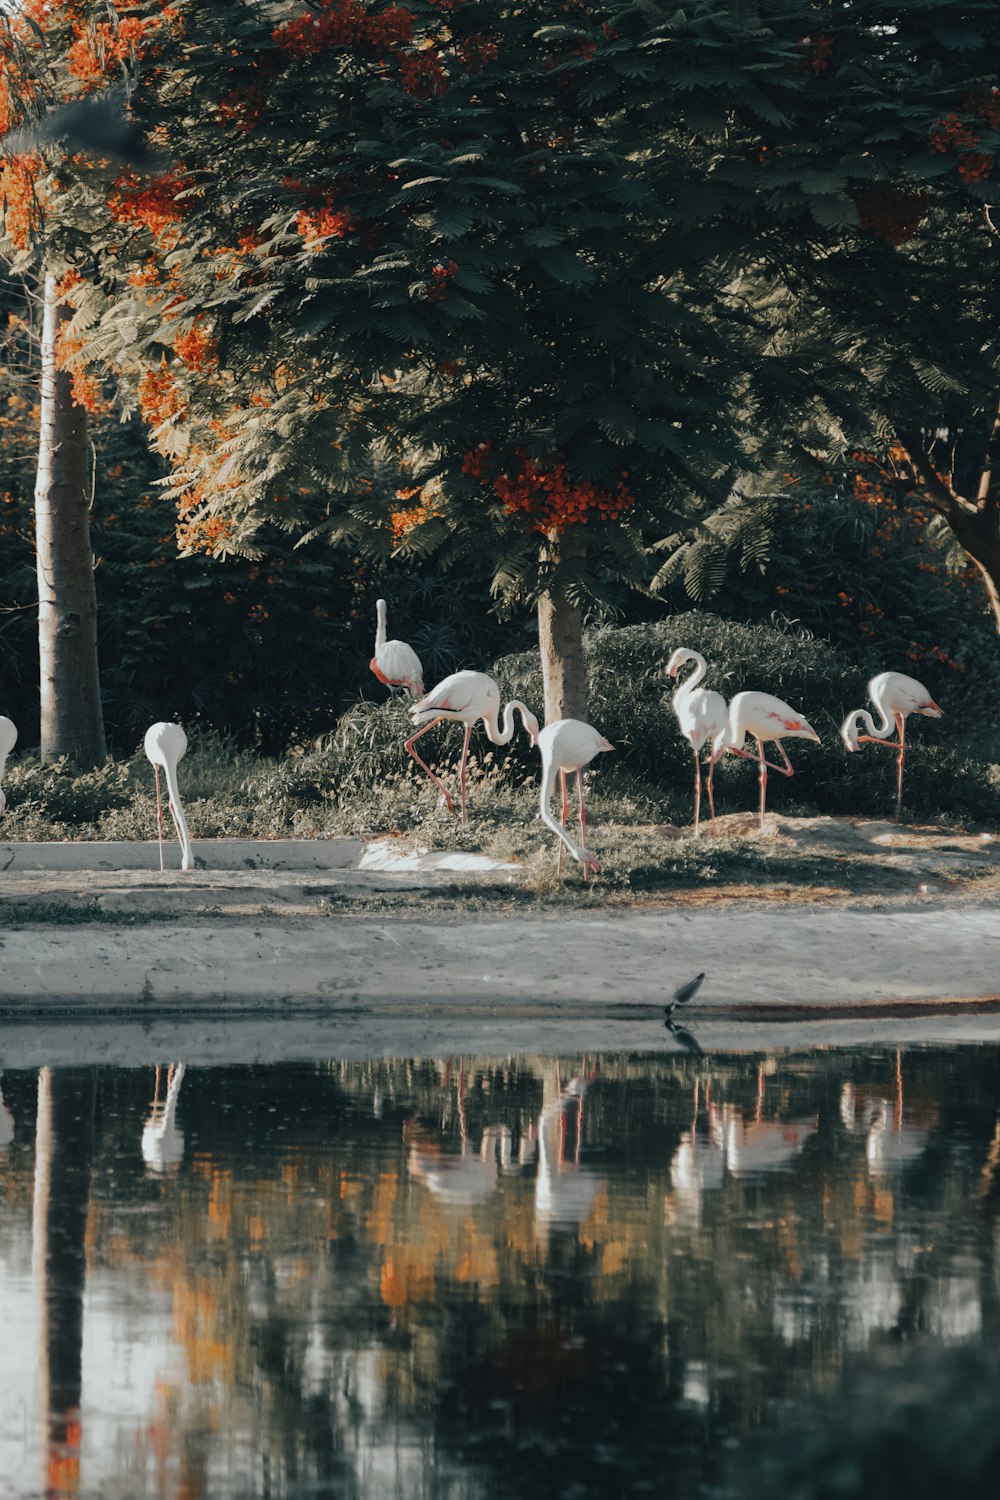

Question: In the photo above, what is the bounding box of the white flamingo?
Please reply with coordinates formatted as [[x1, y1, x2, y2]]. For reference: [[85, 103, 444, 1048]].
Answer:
[[370, 597, 424, 698], [840, 670, 942, 817], [537, 718, 613, 877], [406, 670, 539, 823], [143, 721, 194, 871], [667, 648, 728, 835], [0, 715, 16, 818], [711, 691, 819, 831], [142, 1063, 186, 1173]]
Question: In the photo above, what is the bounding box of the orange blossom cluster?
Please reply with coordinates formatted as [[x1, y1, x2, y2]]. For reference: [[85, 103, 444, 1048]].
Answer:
[[273, 1, 414, 59], [929, 113, 993, 183], [462, 443, 633, 535]]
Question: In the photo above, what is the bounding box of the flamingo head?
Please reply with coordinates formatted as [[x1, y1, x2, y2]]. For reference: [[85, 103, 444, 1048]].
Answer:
[[597, 735, 614, 753], [919, 700, 943, 720], [521, 709, 541, 748], [666, 647, 694, 680], [840, 714, 862, 753]]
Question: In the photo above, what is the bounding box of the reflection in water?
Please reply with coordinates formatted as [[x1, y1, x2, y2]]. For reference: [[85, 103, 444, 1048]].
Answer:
[[0, 1047, 998, 1499], [141, 1062, 186, 1174], [32, 1068, 95, 1500], [0, 1070, 14, 1149]]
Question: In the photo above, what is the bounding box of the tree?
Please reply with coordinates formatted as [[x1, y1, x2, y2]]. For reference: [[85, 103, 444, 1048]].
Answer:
[[58, 0, 818, 723], [717, 3, 1000, 629], [0, 4, 123, 763]]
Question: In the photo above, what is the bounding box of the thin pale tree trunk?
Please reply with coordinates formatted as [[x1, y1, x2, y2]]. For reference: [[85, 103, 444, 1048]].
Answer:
[[35, 272, 106, 766], [537, 529, 588, 724]]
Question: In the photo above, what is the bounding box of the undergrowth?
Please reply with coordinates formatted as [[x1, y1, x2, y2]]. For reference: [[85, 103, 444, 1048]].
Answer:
[[1, 615, 996, 857]]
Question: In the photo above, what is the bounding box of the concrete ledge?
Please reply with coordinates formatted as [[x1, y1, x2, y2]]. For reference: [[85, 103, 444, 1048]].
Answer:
[[1, 838, 365, 872], [1, 906, 998, 1019]]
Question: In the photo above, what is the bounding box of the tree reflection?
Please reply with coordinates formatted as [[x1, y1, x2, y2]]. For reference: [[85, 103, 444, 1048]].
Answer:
[[32, 1067, 95, 1500]]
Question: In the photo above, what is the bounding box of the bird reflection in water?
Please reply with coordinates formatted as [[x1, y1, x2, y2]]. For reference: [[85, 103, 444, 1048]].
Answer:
[[532, 1066, 604, 1241], [405, 1062, 605, 1243], [405, 1064, 512, 1204], [839, 1051, 930, 1175], [142, 1063, 187, 1174], [669, 1064, 818, 1223]]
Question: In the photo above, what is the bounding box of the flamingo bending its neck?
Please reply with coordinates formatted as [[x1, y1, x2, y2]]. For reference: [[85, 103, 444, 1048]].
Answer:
[[667, 648, 728, 836], [143, 721, 194, 871], [0, 716, 16, 819], [840, 670, 942, 818], [537, 718, 613, 876], [711, 691, 819, 832], [370, 597, 424, 698], [406, 670, 539, 823]]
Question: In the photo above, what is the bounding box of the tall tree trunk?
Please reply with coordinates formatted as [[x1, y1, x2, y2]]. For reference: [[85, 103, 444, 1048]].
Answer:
[[537, 529, 588, 724], [35, 272, 106, 766], [33, 1067, 96, 1500]]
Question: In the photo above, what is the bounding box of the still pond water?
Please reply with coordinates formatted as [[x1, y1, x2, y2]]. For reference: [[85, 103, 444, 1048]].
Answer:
[[1, 1046, 999, 1499]]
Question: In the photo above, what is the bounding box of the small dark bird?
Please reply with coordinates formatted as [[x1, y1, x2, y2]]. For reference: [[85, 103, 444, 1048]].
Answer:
[[1, 88, 164, 172], [665, 1020, 704, 1058], [665, 971, 705, 1019]]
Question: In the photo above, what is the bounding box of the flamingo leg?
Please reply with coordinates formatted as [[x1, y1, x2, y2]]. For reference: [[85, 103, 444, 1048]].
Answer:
[[691, 742, 702, 836], [153, 764, 165, 872], [895, 711, 906, 820], [458, 724, 472, 825], [705, 755, 717, 830], [558, 770, 568, 874], [728, 744, 790, 776], [773, 739, 796, 777], [404, 716, 455, 814], [577, 769, 589, 883], [756, 736, 767, 831]]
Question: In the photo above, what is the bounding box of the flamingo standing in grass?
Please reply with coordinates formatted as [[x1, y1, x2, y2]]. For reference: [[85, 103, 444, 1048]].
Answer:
[[0, 715, 16, 818], [406, 670, 539, 824], [537, 718, 613, 877], [711, 691, 819, 832], [370, 597, 424, 699], [667, 648, 728, 836], [840, 670, 943, 818], [144, 721, 194, 871]]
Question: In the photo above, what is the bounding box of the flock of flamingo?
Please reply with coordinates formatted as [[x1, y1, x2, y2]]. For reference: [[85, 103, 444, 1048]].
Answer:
[[0, 599, 943, 875]]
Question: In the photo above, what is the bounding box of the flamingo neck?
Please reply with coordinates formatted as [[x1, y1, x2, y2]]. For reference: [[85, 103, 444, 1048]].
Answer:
[[483, 700, 532, 746], [673, 652, 707, 708], [842, 709, 879, 749], [375, 599, 387, 651], [163, 761, 194, 871], [865, 688, 895, 739]]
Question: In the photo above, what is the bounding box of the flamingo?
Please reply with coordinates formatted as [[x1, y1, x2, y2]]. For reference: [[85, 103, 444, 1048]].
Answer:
[[406, 670, 539, 824], [370, 597, 424, 698], [711, 691, 819, 831], [667, 648, 728, 835], [840, 670, 943, 818], [0, 715, 16, 818], [143, 721, 194, 871], [537, 718, 614, 877]]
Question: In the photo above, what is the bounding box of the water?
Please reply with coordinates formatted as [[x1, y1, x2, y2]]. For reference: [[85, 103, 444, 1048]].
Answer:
[[2, 1046, 999, 1499]]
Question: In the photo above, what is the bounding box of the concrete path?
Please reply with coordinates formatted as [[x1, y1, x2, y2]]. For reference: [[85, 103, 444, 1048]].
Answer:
[[1, 905, 996, 1016]]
